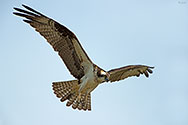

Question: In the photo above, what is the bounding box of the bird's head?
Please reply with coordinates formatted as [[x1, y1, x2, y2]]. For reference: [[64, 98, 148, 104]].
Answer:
[[96, 68, 110, 83]]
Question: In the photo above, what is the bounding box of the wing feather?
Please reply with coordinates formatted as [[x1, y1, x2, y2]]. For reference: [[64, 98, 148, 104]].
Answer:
[[13, 5, 92, 79], [108, 65, 154, 82]]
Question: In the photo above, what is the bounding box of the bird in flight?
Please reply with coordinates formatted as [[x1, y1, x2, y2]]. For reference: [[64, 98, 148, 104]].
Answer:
[[13, 5, 154, 111]]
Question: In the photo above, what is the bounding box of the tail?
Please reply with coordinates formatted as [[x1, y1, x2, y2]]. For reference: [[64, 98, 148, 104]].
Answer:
[[52, 80, 91, 111]]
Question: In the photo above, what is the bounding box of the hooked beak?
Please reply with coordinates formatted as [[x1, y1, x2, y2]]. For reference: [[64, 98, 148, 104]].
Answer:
[[105, 77, 109, 82], [105, 72, 110, 82]]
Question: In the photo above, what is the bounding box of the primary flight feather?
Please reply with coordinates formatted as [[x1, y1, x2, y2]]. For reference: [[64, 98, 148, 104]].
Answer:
[[13, 4, 154, 111]]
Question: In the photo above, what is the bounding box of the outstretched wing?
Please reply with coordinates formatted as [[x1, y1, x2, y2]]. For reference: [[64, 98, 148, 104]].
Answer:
[[108, 65, 154, 82], [13, 5, 93, 79]]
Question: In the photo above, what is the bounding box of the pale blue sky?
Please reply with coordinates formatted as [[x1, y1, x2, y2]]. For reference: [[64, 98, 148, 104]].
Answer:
[[1, 0, 188, 125]]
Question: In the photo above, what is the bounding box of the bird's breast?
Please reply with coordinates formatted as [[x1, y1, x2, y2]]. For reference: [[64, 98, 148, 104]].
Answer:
[[79, 68, 100, 93]]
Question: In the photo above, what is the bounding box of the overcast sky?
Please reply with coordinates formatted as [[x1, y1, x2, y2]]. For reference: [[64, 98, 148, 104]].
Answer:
[[0, 0, 188, 125]]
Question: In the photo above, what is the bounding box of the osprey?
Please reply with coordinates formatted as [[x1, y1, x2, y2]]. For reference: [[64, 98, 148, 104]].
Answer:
[[13, 5, 154, 111]]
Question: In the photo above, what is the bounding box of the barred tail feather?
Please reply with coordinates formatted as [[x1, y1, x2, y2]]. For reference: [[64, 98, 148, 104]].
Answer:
[[52, 80, 92, 111], [52, 80, 78, 99]]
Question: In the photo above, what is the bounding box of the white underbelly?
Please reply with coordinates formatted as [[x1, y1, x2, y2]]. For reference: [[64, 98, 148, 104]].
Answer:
[[79, 65, 99, 93], [82, 80, 99, 93], [79, 75, 99, 93]]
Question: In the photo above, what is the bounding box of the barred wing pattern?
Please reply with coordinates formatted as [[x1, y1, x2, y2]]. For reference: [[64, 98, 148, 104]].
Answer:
[[13, 5, 92, 79], [108, 65, 154, 82]]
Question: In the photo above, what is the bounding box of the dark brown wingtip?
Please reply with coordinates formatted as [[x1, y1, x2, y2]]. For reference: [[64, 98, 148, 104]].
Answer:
[[13, 12, 28, 19], [22, 4, 46, 17], [14, 7, 24, 12], [147, 67, 154, 74], [22, 4, 28, 8], [22, 4, 33, 11], [14, 6, 39, 17], [147, 66, 154, 70], [13, 12, 20, 16], [13, 7, 19, 11], [13, 12, 34, 20], [144, 71, 149, 77], [23, 19, 31, 24]]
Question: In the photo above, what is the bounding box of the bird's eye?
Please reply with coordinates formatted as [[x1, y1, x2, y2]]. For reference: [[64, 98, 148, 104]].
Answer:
[[97, 70, 106, 77], [97, 72, 104, 77]]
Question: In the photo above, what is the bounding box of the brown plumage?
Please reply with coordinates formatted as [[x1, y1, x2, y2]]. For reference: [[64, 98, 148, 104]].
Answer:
[[13, 5, 154, 111], [13, 5, 91, 79], [108, 65, 154, 82], [52, 80, 91, 111]]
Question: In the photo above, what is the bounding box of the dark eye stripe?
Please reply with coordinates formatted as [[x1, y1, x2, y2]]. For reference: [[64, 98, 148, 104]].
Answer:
[[97, 71, 105, 77], [98, 74, 105, 77]]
